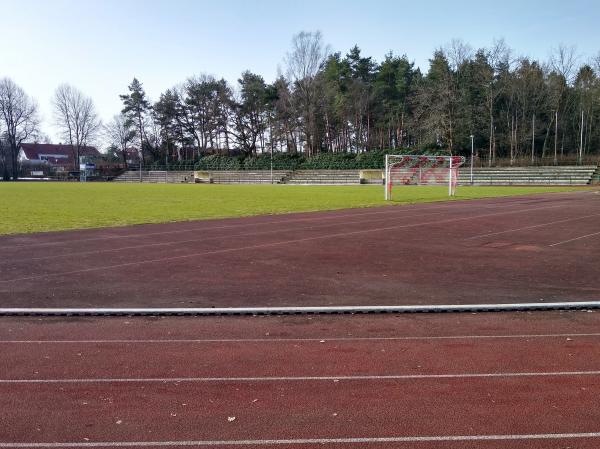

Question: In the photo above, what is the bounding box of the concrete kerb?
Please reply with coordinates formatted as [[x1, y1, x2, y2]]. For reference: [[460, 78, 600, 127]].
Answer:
[[1, 302, 599, 316]]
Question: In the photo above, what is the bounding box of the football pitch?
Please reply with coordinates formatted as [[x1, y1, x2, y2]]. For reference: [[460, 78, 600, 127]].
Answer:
[[0, 182, 586, 235], [2, 186, 600, 448]]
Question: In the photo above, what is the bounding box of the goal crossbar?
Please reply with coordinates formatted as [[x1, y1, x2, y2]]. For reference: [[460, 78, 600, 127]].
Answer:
[[385, 155, 466, 200]]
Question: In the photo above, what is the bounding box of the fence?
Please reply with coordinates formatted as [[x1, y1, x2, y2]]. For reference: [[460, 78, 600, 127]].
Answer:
[[474, 155, 600, 168]]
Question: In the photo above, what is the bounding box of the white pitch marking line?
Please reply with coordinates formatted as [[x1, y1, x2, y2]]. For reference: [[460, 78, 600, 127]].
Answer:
[[2, 432, 600, 447], [7, 211, 446, 263], [3, 370, 600, 384], [465, 213, 600, 240], [3, 332, 600, 344], [0, 204, 565, 284], [0, 191, 579, 250], [0, 202, 461, 250], [550, 230, 600, 247], [15, 197, 594, 262]]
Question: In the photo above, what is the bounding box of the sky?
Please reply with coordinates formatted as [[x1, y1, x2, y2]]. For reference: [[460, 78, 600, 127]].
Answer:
[[1, 0, 599, 144]]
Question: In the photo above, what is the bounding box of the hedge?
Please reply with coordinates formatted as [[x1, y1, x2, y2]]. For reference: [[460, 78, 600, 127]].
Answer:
[[242, 153, 303, 170], [148, 149, 449, 171], [194, 154, 243, 170]]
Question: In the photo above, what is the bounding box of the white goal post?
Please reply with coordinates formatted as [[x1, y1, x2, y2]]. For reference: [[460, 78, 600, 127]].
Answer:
[[384, 155, 466, 200]]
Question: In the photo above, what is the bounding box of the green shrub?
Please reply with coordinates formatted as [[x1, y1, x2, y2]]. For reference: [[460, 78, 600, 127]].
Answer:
[[298, 152, 359, 169], [243, 153, 303, 170], [187, 148, 447, 171], [195, 154, 242, 170]]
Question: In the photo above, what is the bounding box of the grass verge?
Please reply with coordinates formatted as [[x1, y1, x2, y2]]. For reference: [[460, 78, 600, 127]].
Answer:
[[0, 182, 587, 235]]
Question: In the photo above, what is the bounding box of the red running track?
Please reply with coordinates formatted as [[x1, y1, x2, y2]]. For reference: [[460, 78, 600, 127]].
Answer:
[[0, 190, 599, 308], [2, 311, 600, 448]]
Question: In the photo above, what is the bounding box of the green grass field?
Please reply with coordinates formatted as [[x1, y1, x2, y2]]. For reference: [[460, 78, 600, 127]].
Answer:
[[0, 182, 587, 235]]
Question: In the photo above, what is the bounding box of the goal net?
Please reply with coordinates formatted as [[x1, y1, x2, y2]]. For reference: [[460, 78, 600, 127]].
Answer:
[[385, 155, 466, 200]]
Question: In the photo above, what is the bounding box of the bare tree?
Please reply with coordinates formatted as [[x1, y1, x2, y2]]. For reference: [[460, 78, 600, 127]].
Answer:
[[488, 38, 513, 69], [549, 44, 579, 85], [0, 140, 7, 181], [0, 78, 39, 180], [0, 118, 6, 179], [547, 45, 578, 163], [104, 114, 136, 166], [444, 38, 473, 71], [592, 51, 600, 71], [285, 31, 330, 81], [53, 84, 101, 169], [284, 31, 330, 155], [484, 39, 513, 165]]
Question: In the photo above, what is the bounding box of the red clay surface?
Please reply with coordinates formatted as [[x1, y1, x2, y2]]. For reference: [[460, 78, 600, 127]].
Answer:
[[0, 190, 599, 308], [2, 311, 600, 448]]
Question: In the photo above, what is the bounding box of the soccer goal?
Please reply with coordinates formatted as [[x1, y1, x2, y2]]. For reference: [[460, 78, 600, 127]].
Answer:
[[384, 155, 466, 200]]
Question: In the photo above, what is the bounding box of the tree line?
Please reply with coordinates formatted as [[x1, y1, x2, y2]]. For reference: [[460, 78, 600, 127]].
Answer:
[[108, 33, 600, 167], [2, 32, 600, 179]]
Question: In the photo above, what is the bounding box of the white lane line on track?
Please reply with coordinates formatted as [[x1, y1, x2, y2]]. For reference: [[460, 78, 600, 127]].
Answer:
[[2, 433, 600, 447], [0, 191, 582, 250], [4, 370, 600, 383], [3, 332, 600, 344], [465, 213, 600, 240], [7, 211, 447, 263], [550, 230, 600, 247], [0, 204, 565, 283]]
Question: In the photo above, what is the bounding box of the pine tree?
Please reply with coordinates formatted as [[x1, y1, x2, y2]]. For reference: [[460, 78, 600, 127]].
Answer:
[[120, 78, 151, 164]]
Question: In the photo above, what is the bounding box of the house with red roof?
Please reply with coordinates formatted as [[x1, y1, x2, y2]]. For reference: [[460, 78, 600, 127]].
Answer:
[[18, 143, 101, 171]]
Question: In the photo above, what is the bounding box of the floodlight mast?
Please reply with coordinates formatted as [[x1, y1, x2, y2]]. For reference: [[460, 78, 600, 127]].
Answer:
[[384, 154, 389, 201], [270, 145, 274, 184], [448, 156, 452, 196], [470, 135, 474, 185]]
